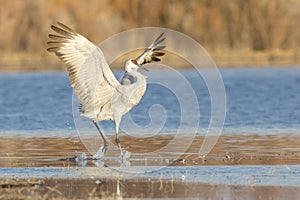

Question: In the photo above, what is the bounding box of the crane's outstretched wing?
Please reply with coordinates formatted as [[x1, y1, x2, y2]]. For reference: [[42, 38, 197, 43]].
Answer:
[[47, 22, 120, 119], [135, 33, 165, 66]]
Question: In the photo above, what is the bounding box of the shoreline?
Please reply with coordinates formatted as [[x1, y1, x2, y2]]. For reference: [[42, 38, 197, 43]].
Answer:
[[1, 166, 300, 199], [1, 175, 299, 199], [0, 50, 299, 72]]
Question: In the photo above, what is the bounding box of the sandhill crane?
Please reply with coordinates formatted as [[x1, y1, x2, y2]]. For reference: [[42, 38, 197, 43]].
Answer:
[[47, 22, 165, 156]]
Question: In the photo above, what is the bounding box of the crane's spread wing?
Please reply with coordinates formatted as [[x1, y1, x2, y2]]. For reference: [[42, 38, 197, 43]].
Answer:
[[135, 33, 165, 66], [47, 22, 120, 119]]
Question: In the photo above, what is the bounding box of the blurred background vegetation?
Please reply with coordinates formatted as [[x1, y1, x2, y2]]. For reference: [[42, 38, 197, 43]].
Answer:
[[0, 0, 299, 70]]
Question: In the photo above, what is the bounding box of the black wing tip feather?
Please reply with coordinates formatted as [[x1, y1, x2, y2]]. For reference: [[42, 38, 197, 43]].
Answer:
[[136, 33, 166, 65], [153, 32, 165, 46], [48, 34, 66, 40], [47, 22, 77, 54], [47, 47, 59, 52], [151, 34, 165, 61], [156, 32, 165, 41], [154, 45, 166, 50], [51, 22, 74, 32], [46, 47, 63, 57], [152, 52, 165, 57], [56, 22, 74, 32], [151, 57, 161, 62], [49, 22, 76, 41]]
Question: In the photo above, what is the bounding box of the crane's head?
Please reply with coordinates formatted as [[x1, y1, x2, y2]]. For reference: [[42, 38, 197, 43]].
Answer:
[[125, 59, 149, 72], [125, 59, 138, 72]]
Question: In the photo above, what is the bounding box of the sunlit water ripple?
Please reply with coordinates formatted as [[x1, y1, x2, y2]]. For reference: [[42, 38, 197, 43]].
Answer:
[[0, 67, 299, 137]]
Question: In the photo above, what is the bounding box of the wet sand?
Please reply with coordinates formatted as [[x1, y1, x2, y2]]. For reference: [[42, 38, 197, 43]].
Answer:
[[0, 134, 299, 167], [0, 134, 299, 199]]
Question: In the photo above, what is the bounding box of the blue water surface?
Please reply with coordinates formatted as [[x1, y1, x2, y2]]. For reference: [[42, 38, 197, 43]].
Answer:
[[0, 67, 299, 137]]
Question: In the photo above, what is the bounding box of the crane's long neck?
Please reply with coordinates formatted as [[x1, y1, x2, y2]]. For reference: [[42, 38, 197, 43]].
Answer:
[[129, 70, 146, 83], [121, 70, 146, 85]]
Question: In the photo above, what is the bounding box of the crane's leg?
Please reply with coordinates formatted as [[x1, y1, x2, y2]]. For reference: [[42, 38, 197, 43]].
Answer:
[[93, 121, 108, 152], [114, 118, 131, 166], [115, 121, 123, 156]]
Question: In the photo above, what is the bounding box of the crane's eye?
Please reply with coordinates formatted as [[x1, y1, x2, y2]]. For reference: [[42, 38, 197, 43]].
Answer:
[[131, 59, 138, 65]]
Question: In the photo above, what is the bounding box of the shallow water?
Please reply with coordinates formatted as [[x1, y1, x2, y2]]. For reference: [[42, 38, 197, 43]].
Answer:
[[0, 68, 300, 198], [0, 67, 299, 136], [0, 165, 300, 199], [0, 134, 299, 168], [1, 169, 299, 199]]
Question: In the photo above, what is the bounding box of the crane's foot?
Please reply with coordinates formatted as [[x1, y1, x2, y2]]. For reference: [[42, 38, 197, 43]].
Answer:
[[118, 150, 131, 167], [93, 142, 108, 159], [115, 137, 131, 166]]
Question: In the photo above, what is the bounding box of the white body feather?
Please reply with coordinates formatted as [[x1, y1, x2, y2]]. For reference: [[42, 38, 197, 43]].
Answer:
[[48, 22, 164, 139]]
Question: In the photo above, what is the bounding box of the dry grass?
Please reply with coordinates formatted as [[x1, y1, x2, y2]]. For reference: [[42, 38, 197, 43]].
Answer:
[[0, 48, 299, 72], [0, 0, 299, 71]]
